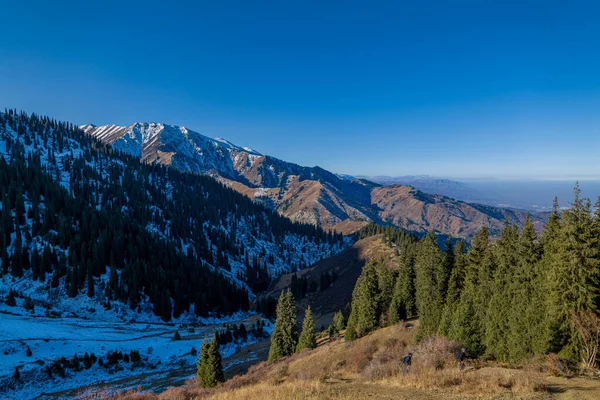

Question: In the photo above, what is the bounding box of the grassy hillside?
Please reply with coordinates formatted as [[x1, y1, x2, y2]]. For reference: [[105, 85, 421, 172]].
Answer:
[[108, 322, 600, 399]]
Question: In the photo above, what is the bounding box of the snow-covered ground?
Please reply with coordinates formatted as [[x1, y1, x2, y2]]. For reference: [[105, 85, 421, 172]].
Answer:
[[0, 304, 271, 399]]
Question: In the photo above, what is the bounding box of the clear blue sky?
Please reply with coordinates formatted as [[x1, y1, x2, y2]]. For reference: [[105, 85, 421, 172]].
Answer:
[[1, 1, 600, 179]]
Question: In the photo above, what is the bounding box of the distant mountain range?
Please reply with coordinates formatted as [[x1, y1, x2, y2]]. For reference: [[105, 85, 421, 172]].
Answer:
[[360, 175, 600, 212], [83, 122, 544, 239]]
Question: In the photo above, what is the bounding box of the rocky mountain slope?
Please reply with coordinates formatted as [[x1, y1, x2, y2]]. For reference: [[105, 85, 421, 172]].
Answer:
[[83, 122, 544, 238]]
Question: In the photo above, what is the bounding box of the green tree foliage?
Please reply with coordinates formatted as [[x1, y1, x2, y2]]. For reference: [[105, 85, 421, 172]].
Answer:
[[268, 290, 298, 362], [347, 262, 380, 338], [344, 311, 358, 341], [196, 335, 224, 388], [196, 337, 210, 387], [332, 310, 345, 333], [438, 240, 466, 335], [414, 231, 445, 337], [296, 306, 317, 352]]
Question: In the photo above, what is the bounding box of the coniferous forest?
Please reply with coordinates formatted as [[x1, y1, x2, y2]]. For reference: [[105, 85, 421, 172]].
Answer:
[[0, 110, 344, 321], [346, 192, 600, 366]]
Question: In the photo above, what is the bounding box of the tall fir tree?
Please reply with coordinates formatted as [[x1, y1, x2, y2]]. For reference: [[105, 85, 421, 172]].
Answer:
[[196, 337, 210, 387], [448, 228, 491, 355], [552, 184, 600, 360], [268, 290, 298, 362], [484, 221, 519, 361], [438, 240, 466, 336], [414, 231, 445, 337], [207, 334, 224, 386], [506, 215, 542, 362], [296, 306, 317, 352], [347, 262, 380, 338]]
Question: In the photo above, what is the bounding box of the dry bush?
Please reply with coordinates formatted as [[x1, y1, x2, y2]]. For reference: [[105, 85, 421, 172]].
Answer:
[[411, 336, 461, 371], [522, 353, 576, 378]]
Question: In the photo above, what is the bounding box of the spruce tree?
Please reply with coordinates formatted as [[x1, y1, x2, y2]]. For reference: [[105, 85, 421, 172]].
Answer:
[[414, 231, 445, 337], [344, 311, 358, 341], [438, 240, 466, 335], [507, 215, 541, 362], [196, 337, 210, 387], [296, 306, 317, 352], [268, 290, 298, 362], [483, 221, 519, 361], [448, 228, 491, 355], [347, 262, 380, 337], [87, 262, 94, 298], [206, 334, 224, 386], [332, 310, 345, 333], [552, 185, 600, 360]]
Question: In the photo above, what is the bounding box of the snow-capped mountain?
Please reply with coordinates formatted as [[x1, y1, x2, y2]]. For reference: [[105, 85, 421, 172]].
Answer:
[[82, 122, 380, 229], [83, 121, 545, 238]]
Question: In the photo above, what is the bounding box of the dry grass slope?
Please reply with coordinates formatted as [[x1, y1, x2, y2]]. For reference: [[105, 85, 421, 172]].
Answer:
[[87, 322, 600, 400]]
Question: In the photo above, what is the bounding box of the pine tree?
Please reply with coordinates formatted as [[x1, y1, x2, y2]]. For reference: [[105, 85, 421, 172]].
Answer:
[[205, 334, 224, 387], [347, 262, 380, 337], [552, 185, 600, 360], [197, 337, 210, 387], [484, 221, 519, 361], [13, 367, 20, 380], [448, 228, 491, 355], [332, 310, 345, 333], [87, 262, 94, 298], [296, 306, 316, 352], [69, 266, 78, 297], [414, 231, 445, 337], [507, 215, 541, 362], [268, 290, 298, 362], [6, 289, 16, 306], [344, 311, 358, 341], [438, 240, 466, 335], [388, 254, 416, 325]]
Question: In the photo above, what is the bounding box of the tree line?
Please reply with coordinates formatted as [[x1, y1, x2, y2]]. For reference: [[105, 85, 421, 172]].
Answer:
[[0, 109, 343, 321], [345, 186, 600, 366]]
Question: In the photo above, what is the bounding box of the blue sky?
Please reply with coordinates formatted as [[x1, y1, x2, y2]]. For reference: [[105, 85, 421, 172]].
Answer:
[[1, 1, 599, 178]]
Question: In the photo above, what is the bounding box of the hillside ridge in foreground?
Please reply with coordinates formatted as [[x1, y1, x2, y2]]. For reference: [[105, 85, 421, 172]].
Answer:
[[113, 323, 600, 399]]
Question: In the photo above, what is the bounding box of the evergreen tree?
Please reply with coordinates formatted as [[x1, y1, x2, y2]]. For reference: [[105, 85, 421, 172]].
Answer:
[[6, 289, 16, 306], [347, 262, 380, 337], [196, 337, 210, 387], [268, 290, 298, 362], [332, 310, 345, 333], [414, 231, 445, 337], [205, 334, 224, 387], [87, 262, 94, 298], [506, 215, 541, 362], [344, 311, 358, 341], [484, 221, 519, 361], [448, 228, 491, 355], [296, 306, 317, 352], [438, 240, 466, 335], [552, 185, 600, 360]]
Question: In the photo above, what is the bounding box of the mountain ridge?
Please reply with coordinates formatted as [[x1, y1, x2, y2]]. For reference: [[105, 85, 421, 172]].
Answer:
[[83, 122, 545, 238]]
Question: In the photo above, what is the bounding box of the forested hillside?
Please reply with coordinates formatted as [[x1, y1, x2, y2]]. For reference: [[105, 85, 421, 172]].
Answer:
[[346, 188, 600, 365], [0, 110, 345, 322]]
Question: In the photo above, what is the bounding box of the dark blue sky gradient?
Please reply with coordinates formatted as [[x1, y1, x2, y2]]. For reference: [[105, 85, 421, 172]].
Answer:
[[1, 1, 599, 178]]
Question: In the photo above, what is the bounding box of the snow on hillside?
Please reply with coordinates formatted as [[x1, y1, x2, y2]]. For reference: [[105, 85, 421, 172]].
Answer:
[[0, 298, 272, 399], [0, 112, 347, 398], [82, 123, 263, 178]]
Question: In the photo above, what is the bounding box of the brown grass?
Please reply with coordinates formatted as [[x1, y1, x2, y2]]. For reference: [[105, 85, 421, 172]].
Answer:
[[137, 323, 554, 400]]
